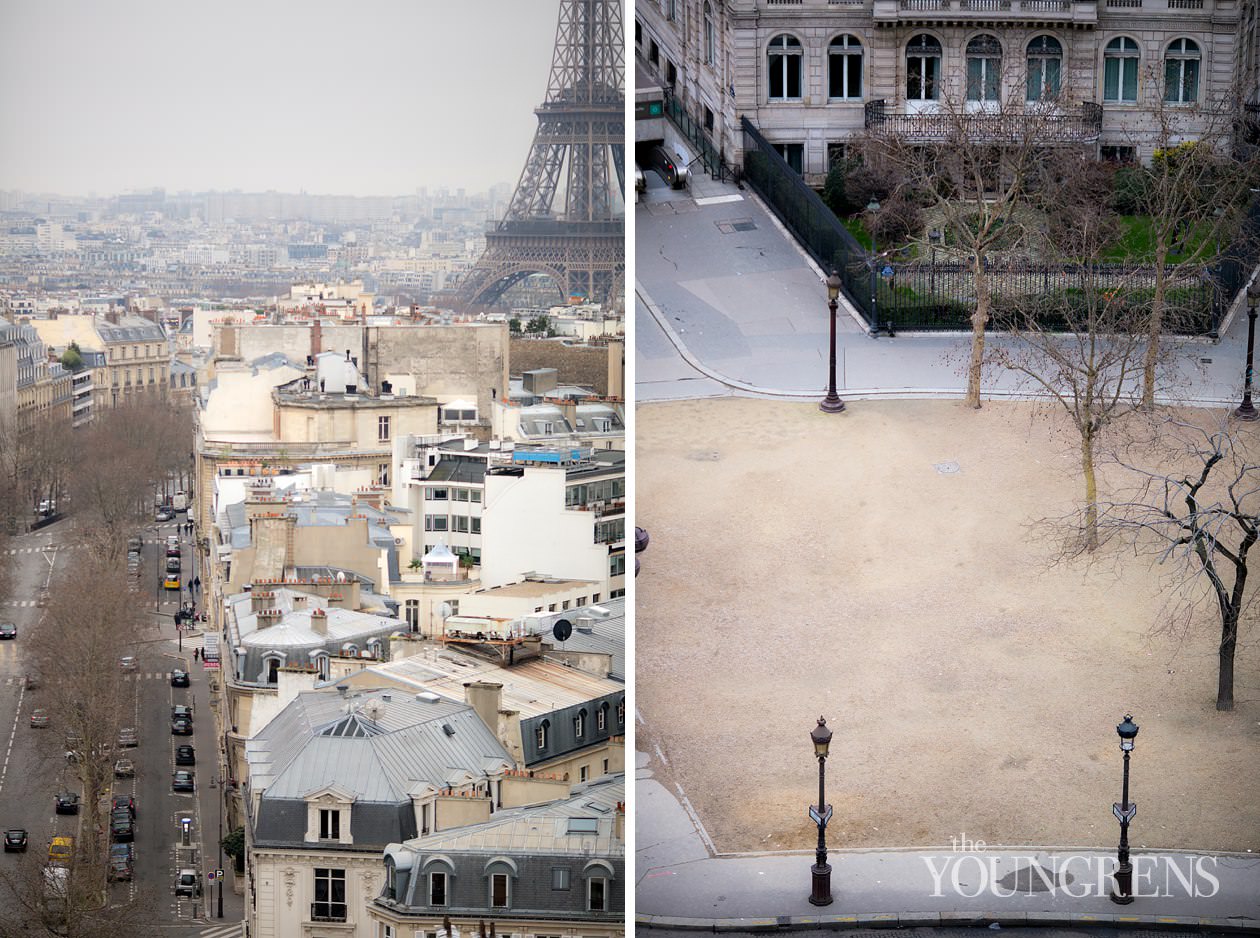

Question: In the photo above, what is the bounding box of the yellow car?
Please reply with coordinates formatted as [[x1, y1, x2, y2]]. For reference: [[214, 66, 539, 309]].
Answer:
[[48, 835, 73, 867], [164, 574, 180, 591]]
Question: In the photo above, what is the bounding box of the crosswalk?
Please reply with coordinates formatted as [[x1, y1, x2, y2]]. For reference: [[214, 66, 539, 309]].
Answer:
[[199, 924, 243, 938], [1, 599, 38, 607]]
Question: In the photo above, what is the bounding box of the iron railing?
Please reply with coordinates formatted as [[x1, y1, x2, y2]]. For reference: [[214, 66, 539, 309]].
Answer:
[[663, 90, 733, 183]]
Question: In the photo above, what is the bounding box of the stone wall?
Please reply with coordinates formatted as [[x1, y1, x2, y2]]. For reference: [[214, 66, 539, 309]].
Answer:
[[509, 338, 621, 396]]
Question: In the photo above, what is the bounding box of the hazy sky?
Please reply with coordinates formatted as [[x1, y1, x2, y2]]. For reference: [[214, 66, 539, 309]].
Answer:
[[0, 0, 562, 197]]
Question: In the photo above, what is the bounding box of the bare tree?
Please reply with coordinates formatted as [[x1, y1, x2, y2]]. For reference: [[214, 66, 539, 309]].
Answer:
[[28, 554, 135, 877], [988, 153, 1149, 549], [1116, 92, 1260, 409], [1102, 414, 1259, 711], [859, 83, 1094, 407]]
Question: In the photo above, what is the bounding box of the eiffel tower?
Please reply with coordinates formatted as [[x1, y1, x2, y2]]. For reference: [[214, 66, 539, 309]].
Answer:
[[457, 0, 624, 311]]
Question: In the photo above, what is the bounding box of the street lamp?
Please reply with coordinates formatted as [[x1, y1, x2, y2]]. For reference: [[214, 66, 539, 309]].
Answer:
[[1235, 282, 1260, 421], [928, 229, 942, 298], [866, 200, 881, 337], [1110, 714, 1139, 904], [808, 717, 834, 906], [820, 273, 846, 414]]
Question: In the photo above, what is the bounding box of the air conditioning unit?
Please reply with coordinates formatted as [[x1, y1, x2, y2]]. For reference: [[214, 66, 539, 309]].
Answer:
[[394, 537, 405, 545]]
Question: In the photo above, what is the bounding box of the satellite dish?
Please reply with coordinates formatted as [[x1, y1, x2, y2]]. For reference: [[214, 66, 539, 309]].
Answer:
[[552, 619, 573, 642]]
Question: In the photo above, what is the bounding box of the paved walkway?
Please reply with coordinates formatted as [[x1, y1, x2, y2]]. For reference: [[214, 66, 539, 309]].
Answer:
[[635, 170, 1254, 407], [634, 170, 1260, 931]]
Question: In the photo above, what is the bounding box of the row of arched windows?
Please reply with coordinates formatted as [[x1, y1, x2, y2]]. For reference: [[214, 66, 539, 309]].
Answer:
[[766, 33, 1203, 105]]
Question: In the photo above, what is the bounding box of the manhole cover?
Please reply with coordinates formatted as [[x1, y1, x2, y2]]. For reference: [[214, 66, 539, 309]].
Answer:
[[715, 217, 756, 234], [934, 461, 961, 474]]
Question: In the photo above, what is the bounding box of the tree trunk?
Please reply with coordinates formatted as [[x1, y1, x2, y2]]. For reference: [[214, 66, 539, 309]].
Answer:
[[1081, 430, 1099, 551], [1142, 261, 1167, 410], [1217, 619, 1236, 711], [966, 262, 989, 409]]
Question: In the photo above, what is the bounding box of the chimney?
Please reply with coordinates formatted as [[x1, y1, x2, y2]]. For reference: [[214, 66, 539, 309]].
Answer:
[[311, 608, 328, 636], [251, 590, 274, 614], [256, 608, 282, 630], [464, 682, 503, 734], [104, 310, 119, 325]]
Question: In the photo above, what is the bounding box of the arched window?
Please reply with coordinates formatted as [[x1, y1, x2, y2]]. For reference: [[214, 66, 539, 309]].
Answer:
[[485, 858, 517, 909], [1026, 35, 1062, 102], [597, 701, 609, 731], [574, 709, 587, 738], [966, 34, 1002, 102], [828, 35, 863, 100], [1104, 37, 1140, 103], [768, 34, 802, 100], [906, 35, 942, 102], [704, 2, 715, 66], [1164, 38, 1200, 103], [536, 719, 550, 750]]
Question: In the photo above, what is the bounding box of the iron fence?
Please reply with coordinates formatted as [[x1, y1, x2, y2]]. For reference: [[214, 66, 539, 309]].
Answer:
[[741, 115, 1251, 334], [663, 91, 733, 183]]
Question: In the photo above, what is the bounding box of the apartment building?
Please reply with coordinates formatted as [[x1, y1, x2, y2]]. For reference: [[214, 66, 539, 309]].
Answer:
[[636, 0, 1260, 182]]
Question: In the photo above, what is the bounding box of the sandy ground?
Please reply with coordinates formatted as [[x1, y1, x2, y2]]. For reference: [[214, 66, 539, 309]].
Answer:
[[635, 398, 1260, 854]]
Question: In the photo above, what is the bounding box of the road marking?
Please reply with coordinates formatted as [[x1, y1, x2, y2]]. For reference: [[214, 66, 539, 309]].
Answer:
[[199, 924, 244, 938], [0, 683, 25, 794]]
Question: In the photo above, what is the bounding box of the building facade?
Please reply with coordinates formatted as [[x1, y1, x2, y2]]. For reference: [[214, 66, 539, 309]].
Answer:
[[637, 0, 1260, 183]]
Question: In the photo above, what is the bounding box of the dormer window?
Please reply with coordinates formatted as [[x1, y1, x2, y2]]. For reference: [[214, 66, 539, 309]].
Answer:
[[574, 710, 586, 738]]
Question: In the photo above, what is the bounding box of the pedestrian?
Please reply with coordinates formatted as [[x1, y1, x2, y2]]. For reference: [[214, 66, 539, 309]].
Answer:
[[194, 647, 200, 662], [194, 575, 201, 593]]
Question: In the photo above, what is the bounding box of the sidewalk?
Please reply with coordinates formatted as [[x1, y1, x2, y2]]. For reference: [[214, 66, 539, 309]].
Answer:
[[636, 760, 1260, 932], [635, 171, 1254, 407]]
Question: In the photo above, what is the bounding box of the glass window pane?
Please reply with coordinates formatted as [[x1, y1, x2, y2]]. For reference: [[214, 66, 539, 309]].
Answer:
[[829, 56, 844, 98], [1104, 58, 1119, 101], [925, 57, 938, 99], [1165, 58, 1180, 101], [848, 54, 862, 98], [967, 57, 983, 100], [1123, 60, 1137, 101], [1184, 60, 1198, 100], [787, 54, 800, 97], [1045, 58, 1060, 95]]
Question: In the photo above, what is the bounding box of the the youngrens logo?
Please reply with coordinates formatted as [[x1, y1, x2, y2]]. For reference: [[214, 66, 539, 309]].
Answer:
[[922, 839, 1220, 899]]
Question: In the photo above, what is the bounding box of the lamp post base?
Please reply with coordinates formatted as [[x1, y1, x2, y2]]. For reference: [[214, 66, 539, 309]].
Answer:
[[1111, 862, 1134, 904], [810, 863, 833, 906], [1235, 399, 1259, 421], [819, 394, 846, 414]]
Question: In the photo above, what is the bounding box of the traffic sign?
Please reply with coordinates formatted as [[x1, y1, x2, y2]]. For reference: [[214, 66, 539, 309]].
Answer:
[[1112, 801, 1137, 823], [216, 869, 224, 878], [881, 265, 895, 280], [207, 872, 216, 881]]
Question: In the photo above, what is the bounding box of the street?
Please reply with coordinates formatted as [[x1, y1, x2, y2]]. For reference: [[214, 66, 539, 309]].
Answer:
[[0, 512, 243, 934]]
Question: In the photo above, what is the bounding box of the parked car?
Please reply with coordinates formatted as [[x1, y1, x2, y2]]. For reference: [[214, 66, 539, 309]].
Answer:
[[38, 499, 56, 516], [3, 829, 27, 852], [171, 770, 195, 792], [171, 704, 194, 721], [175, 868, 201, 897], [163, 574, 180, 590], [110, 795, 136, 817], [0, 622, 16, 640], [117, 727, 138, 748], [113, 758, 135, 778], [29, 709, 49, 728], [119, 656, 138, 672], [109, 811, 134, 842], [166, 557, 181, 573], [48, 835, 73, 866], [166, 534, 180, 548], [166, 545, 181, 559], [108, 845, 134, 881], [171, 717, 193, 736], [155, 506, 174, 522], [174, 744, 195, 766], [170, 669, 190, 687], [54, 792, 79, 815]]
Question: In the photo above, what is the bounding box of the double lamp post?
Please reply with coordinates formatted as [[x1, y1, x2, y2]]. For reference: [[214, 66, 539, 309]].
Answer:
[[805, 713, 1141, 907]]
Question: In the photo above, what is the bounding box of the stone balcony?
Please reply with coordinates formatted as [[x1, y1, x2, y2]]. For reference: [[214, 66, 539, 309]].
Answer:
[[864, 99, 1103, 143], [872, 0, 1098, 24]]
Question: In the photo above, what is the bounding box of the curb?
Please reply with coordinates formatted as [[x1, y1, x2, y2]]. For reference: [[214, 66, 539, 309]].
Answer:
[[635, 911, 1260, 933]]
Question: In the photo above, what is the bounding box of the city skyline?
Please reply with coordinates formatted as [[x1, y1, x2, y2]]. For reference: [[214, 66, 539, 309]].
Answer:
[[0, 0, 560, 198]]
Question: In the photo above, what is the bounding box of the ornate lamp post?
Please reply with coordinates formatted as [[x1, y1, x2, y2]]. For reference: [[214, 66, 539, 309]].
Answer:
[[820, 273, 846, 414], [866, 200, 881, 337], [808, 717, 834, 906], [1110, 714, 1139, 904], [928, 229, 942, 297], [1235, 282, 1260, 421]]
